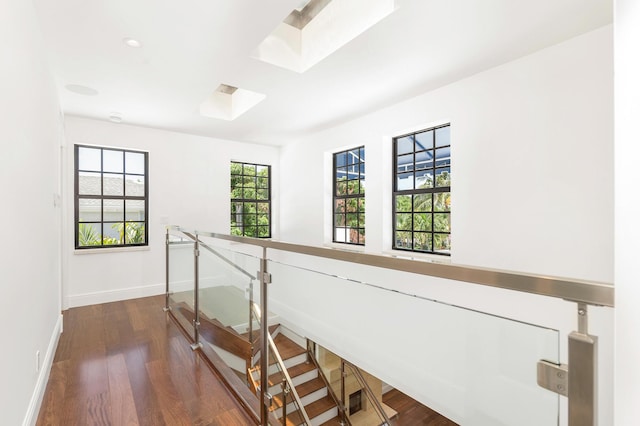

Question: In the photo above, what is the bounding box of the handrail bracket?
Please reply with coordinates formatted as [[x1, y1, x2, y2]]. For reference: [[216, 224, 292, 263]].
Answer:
[[537, 304, 598, 426]]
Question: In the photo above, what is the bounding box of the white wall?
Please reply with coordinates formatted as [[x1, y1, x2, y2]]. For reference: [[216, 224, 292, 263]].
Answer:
[[62, 117, 279, 308], [0, 1, 64, 425], [275, 26, 614, 424], [615, 1, 640, 424], [280, 25, 613, 284]]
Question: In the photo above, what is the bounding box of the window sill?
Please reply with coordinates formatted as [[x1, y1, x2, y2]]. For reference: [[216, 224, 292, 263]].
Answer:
[[383, 249, 452, 265], [323, 242, 366, 252], [74, 245, 151, 255]]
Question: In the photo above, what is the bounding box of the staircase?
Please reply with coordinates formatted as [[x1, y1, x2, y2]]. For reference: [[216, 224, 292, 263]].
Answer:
[[173, 301, 344, 425], [249, 330, 344, 426]]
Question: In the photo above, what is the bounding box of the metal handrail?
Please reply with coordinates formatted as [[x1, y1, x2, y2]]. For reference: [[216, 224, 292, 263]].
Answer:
[[251, 303, 313, 426], [168, 226, 614, 307], [306, 344, 352, 426], [344, 360, 392, 425], [181, 231, 256, 280]]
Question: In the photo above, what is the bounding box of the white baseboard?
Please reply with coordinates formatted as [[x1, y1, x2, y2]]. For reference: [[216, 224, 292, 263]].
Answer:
[[66, 283, 165, 308], [23, 314, 63, 426], [382, 382, 394, 395]]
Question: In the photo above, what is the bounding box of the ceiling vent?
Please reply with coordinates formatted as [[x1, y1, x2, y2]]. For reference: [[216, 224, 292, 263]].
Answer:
[[199, 84, 266, 121], [253, 0, 395, 73]]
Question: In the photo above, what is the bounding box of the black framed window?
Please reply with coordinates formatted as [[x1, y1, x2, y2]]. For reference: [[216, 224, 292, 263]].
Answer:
[[333, 146, 365, 245], [393, 124, 450, 255], [230, 161, 271, 238], [75, 145, 148, 249]]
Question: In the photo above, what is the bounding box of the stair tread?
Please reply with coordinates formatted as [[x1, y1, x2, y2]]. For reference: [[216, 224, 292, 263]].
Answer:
[[319, 417, 345, 426], [279, 395, 337, 425], [291, 376, 326, 398], [271, 377, 326, 409], [273, 333, 306, 360], [305, 395, 337, 418], [241, 323, 279, 339], [281, 410, 304, 426], [268, 361, 316, 386]]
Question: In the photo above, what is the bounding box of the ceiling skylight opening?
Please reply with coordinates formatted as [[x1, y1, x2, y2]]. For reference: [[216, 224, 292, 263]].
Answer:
[[199, 84, 266, 121], [253, 0, 395, 73]]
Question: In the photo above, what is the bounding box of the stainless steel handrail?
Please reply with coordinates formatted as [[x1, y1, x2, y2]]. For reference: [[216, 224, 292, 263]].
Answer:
[[343, 360, 392, 425], [251, 303, 313, 426], [182, 231, 256, 280], [307, 344, 352, 426], [168, 226, 614, 307]]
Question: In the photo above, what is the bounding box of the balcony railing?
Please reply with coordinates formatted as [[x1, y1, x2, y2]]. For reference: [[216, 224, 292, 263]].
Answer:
[[165, 225, 613, 426]]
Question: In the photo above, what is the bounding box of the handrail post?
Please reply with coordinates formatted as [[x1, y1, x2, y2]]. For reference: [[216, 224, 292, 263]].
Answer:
[[249, 278, 254, 344], [281, 378, 288, 424], [259, 247, 269, 426], [163, 228, 170, 312], [568, 303, 598, 425], [190, 233, 202, 350], [537, 303, 598, 425], [341, 359, 347, 425]]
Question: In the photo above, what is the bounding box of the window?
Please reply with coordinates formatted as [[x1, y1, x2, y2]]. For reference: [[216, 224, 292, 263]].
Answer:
[[333, 146, 365, 245], [230, 162, 271, 238], [393, 124, 451, 255], [75, 145, 148, 249]]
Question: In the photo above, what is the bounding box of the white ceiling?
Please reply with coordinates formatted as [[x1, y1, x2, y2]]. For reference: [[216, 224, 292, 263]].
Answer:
[[34, 0, 612, 146]]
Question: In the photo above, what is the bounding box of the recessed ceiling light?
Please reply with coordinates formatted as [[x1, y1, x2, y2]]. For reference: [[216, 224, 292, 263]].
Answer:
[[123, 37, 142, 48], [108, 113, 123, 123], [65, 84, 99, 96]]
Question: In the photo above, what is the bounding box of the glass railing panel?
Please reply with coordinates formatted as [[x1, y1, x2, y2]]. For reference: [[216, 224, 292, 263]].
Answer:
[[250, 302, 312, 426], [167, 234, 196, 341], [195, 236, 260, 333], [267, 259, 560, 426]]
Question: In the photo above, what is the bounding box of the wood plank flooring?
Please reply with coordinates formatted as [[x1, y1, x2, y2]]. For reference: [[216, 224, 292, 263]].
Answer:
[[36, 294, 459, 425], [383, 388, 459, 426], [36, 295, 255, 426]]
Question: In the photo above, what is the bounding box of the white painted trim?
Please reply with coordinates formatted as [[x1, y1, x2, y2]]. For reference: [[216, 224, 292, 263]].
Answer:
[[381, 383, 394, 395], [66, 283, 164, 308], [23, 314, 63, 426]]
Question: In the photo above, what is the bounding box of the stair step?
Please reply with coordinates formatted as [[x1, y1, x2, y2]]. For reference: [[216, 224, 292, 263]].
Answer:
[[293, 376, 327, 399], [273, 333, 307, 360], [241, 323, 280, 339], [272, 377, 326, 410], [269, 361, 317, 386], [305, 395, 337, 419], [281, 409, 305, 426], [319, 417, 345, 426], [279, 396, 337, 426]]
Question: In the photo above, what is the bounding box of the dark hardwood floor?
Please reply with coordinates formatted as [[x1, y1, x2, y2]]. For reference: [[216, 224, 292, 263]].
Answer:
[[36, 295, 255, 426], [36, 294, 458, 426], [383, 388, 458, 426]]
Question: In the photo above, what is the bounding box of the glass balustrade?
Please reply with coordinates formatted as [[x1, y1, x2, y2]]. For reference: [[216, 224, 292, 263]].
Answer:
[[165, 226, 610, 426], [167, 234, 196, 341], [266, 258, 559, 426]]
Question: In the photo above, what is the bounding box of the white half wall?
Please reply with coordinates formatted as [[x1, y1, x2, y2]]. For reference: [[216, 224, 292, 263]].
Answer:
[[614, 1, 640, 424], [62, 117, 280, 308], [0, 1, 64, 424]]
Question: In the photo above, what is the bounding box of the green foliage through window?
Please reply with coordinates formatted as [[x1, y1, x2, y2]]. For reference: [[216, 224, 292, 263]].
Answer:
[[75, 145, 148, 249], [230, 161, 271, 238], [333, 146, 365, 245], [393, 125, 450, 255]]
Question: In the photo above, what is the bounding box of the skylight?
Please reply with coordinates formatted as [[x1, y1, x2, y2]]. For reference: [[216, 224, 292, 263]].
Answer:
[[199, 84, 266, 121], [253, 0, 395, 73]]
